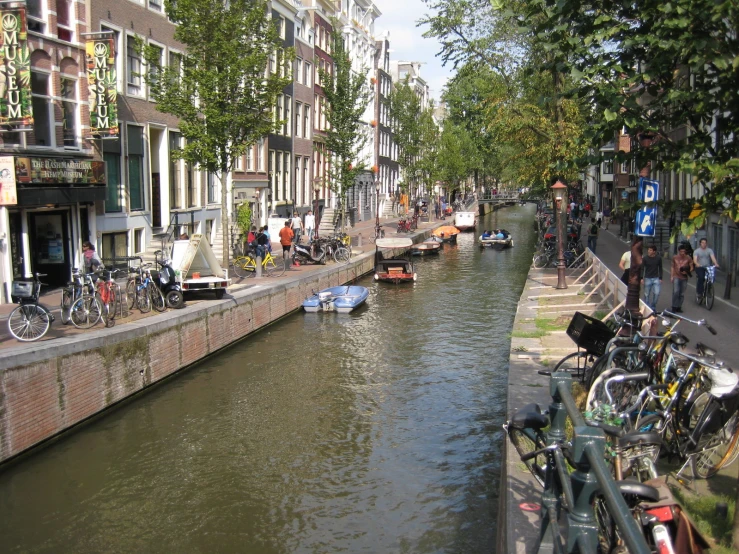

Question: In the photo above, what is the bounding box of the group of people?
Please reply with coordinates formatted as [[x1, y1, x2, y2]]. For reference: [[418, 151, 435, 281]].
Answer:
[[481, 229, 510, 240], [618, 238, 719, 313]]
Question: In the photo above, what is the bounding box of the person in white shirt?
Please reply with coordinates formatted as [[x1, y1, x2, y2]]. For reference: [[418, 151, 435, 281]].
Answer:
[[304, 210, 316, 242], [290, 212, 303, 244]]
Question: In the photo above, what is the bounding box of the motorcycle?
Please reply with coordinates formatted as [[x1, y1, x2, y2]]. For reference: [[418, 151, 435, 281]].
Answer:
[[154, 250, 185, 308], [293, 242, 326, 265]]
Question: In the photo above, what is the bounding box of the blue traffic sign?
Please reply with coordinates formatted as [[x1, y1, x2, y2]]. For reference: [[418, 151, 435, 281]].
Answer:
[[635, 207, 657, 237], [638, 177, 659, 203]]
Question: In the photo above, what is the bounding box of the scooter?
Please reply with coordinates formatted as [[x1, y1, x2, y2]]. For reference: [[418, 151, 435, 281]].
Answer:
[[293, 242, 326, 265], [154, 250, 185, 308]]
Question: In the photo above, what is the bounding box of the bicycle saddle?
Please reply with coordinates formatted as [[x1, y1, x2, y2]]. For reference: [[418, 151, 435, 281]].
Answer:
[[615, 480, 661, 503], [669, 333, 689, 347], [696, 342, 717, 357], [618, 431, 663, 450], [510, 403, 548, 430]]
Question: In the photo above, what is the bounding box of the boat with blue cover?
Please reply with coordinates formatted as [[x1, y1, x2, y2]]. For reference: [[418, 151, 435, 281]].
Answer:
[[302, 286, 369, 313]]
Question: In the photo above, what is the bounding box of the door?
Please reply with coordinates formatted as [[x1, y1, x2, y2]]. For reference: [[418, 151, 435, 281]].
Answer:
[[29, 211, 71, 288], [8, 211, 23, 280], [152, 172, 161, 227]]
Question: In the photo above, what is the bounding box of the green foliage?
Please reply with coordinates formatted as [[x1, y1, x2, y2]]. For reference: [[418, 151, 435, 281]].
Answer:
[[319, 21, 372, 229], [235, 203, 252, 235], [671, 488, 735, 551], [388, 78, 423, 192]]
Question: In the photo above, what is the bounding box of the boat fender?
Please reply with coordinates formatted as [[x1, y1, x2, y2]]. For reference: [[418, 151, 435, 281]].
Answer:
[[413, 273, 418, 282], [374, 273, 379, 280]]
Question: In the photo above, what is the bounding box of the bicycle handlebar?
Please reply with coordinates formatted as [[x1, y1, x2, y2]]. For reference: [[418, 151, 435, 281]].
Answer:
[[660, 310, 716, 334]]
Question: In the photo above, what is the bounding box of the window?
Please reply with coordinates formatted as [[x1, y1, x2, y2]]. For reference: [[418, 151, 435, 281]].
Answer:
[[104, 151, 122, 213], [601, 155, 614, 175], [295, 102, 302, 138], [31, 71, 52, 146], [303, 157, 309, 200], [314, 94, 319, 130], [168, 51, 183, 85], [133, 228, 144, 253], [207, 172, 217, 204], [284, 95, 291, 136], [60, 77, 77, 147], [234, 153, 242, 171], [149, 0, 162, 12], [127, 37, 142, 95], [304, 62, 312, 87], [278, 16, 285, 39], [205, 219, 214, 245], [169, 131, 182, 208], [283, 152, 290, 201], [246, 145, 253, 170], [269, 49, 277, 74], [303, 104, 310, 138], [56, 0, 73, 42], [102, 232, 128, 264], [257, 139, 265, 171], [296, 58, 302, 84], [127, 126, 145, 210], [276, 94, 283, 130], [148, 44, 163, 98], [186, 161, 196, 207], [26, 0, 45, 33], [295, 156, 302, 202]]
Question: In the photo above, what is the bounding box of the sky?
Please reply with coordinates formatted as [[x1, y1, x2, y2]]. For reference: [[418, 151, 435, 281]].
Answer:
[[372, 0, 452, 102]]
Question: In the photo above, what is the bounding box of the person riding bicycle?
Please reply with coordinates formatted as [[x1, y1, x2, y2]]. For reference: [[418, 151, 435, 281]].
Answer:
[[693, 238, 719, 301]]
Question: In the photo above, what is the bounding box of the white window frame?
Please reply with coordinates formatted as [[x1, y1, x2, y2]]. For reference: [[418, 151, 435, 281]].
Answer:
[[295, 102, 302, 138], [304, 61, 312, 87], [296, 58, 302, 84], [126, 33, 144, 97], [257, 139, 265, 172], [30, 69, 54, 148], [56, 0, 74, 42], [284, 95, 291, 137], [59, 73, 79, 149], [147, 40, 164, 101], [26, 0, 46, 34]]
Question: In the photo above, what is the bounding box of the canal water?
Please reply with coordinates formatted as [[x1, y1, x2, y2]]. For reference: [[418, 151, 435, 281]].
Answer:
[[0, 205, 536, 553]]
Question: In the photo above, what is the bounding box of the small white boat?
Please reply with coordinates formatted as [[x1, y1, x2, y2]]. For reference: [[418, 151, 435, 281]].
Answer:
[[303, 286, 369, 313], [479, 233, 514, 250], [453, 211, 477, 232], [411, 241, 441, 256]]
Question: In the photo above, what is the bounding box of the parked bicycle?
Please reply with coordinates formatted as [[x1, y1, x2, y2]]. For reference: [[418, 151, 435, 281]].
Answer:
[[127, 262, 167, 313], [7, 273, 55, 342], [96, 268, 124, 327], [231, 248, 286, 278]]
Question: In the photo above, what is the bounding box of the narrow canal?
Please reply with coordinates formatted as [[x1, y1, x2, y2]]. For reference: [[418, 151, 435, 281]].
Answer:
[[0, 205, 536, 553]]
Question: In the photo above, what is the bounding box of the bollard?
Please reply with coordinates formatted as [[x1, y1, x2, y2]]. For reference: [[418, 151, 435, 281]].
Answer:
[[725, 272, 732, 300], [256, 255, 262, 278], [358, 233, 363, 248]]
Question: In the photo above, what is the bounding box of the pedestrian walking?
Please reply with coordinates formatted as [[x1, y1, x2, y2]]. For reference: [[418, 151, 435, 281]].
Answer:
[[641, 244, 663, 311], [596, 209, 603, 228], [279, 220, 295, 265], [587, 217, 599, 253], [304, 210, 316, 242], [671, 245, 694, 313], [290, 212, 303, 244], [602, 206, 611, 230], [693, 238, 719, 302], [619, 249, 631, 285]]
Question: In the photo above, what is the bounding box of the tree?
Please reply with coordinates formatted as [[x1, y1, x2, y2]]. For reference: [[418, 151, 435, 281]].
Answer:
[[436, 120, 476, 194], [144, 0, 291, 267], [388, 77, 425, 195], [319, 23, 372, 232], [416, 105, 441, 198]]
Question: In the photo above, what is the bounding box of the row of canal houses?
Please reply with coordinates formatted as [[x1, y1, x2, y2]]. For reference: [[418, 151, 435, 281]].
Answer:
[[0, 0, 433, 301]]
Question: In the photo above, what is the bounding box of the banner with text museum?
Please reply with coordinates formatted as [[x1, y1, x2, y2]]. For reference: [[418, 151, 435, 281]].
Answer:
[[0, 8, 33, 126], [86, 36, 119, 137]]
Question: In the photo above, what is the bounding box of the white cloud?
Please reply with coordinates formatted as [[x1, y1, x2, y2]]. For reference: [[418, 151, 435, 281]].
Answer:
[[373, 0, 452, 102]]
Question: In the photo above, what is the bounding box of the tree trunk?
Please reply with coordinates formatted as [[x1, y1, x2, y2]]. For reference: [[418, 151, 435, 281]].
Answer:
[[220, 170, 229, 270], [625, 236, 644, 315]]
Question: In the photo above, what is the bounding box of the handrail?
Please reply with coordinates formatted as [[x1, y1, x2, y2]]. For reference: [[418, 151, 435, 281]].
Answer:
[[535, 371, 651, 554]]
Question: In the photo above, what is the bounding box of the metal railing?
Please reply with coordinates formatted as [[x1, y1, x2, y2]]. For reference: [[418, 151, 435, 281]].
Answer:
[[537, 371, 651, 554], [478, 191, 520, 202]]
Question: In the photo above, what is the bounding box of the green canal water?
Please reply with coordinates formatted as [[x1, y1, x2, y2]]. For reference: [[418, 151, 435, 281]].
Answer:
[[0, 205, 536, 553]]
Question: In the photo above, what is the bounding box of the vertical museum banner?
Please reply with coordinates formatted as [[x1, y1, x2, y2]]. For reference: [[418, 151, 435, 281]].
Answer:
[[0, 156, 18, 205], [0, 8, 33, 126], [86, 37, 119, 137]]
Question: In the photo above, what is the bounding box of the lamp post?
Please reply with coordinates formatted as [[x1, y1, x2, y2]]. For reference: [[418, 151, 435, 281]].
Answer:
[[374, 180, 381, 240], [551, 179, 568, 289], [313, 180, 321, 239]]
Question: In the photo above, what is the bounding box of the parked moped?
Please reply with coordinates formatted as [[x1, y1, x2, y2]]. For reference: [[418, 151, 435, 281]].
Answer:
[[293, 242, 326, 265], [154, 250, 185, 308]]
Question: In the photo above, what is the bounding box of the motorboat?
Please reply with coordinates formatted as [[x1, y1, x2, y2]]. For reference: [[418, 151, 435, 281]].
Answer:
[[411, 240, 441, 256], [431, 225, 461, 244], [453, 211, 477, 232], [479, 233, 514, 250], [302, 285, 369, 313], [374, 237, 417, 284]]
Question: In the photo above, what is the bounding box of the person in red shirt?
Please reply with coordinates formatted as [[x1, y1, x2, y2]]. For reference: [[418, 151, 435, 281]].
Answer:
[[278, 220, 294, 259]]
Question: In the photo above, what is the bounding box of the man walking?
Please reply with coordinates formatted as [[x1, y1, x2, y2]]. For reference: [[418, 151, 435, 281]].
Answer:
[[671, 245, 694, 312], [279, 220, 295, 266], [290, 212, 303, 244], [602, 206, 611, 230], [587, 217, 599, 253], [304, 210, 316, 242], [641, 244, 663, 311], [693, 238, 719, 302]]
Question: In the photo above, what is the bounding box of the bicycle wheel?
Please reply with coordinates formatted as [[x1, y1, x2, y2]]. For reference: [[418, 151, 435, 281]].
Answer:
[[265, 253, 286, 277], [334, 247, 351, 264], [553, 351, 593, 382], [533, 254, 550, 269], [70, 295, 103, 329], [692, 411, 739, 478], [705, 282, 714, 310], [61, 288, 73, 325], [585, 368, 629, 413], [137, 286, 151, 313], [126, 280, 137, 310], [507, 428, 547, 487], [232, 255, 256, 279], [8, 304, 51, 341], [149, 283, 167, 313]]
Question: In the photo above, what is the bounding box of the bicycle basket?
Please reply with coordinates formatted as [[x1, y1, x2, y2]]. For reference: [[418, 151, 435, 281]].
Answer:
[[566, 312, 616, 356], [11, 280, 35, 300]]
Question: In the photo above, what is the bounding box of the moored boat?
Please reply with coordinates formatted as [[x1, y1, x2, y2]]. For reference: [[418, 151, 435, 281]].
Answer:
[[411, 241, 441, 256], [431, 225, 461, 244], [375, 238, 417, 284], [303, 286, 369, 313], [479, 235, 514, 249], [453, 211, 477, 231]]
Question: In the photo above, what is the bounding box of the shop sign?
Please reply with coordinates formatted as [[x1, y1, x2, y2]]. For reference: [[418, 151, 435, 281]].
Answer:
[[86, 36, 119, 137], [14, 157, 106, 186], [0, 155, 17, 205], [0, 8, 33, 126]]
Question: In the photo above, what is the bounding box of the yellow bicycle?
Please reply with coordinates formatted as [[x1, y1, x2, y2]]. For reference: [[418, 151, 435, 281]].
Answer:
[[231, 249, 286, 278]]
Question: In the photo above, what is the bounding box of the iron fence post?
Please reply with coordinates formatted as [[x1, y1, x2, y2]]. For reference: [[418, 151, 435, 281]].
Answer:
[[566, 426, 603, 553]]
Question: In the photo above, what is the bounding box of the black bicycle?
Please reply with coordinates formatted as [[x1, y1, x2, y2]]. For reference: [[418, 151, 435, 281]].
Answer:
[[8, 273, 55, 342]]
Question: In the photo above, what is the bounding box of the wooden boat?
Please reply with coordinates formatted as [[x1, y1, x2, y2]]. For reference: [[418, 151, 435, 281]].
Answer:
[[479, 234, 514, 250], [374, 238, 416, 283], [302, 285, 369, 313], [411, 241, 441, 256], [453, 211, 477, 231], [431, 225, 461, 244]]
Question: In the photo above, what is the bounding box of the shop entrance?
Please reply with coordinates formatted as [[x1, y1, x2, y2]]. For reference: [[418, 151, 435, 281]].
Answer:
[[29, 211, 71, 288]]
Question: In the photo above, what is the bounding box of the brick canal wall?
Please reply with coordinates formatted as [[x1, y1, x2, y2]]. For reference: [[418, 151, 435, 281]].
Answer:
[[0, 251, 384, 464]]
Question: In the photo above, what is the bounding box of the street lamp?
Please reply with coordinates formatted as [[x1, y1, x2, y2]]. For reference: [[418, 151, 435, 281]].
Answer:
[[374, 180, 381, 240], [551, 179, 568, 289], [313, 180, 321, 239]]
